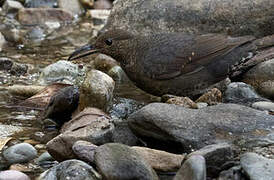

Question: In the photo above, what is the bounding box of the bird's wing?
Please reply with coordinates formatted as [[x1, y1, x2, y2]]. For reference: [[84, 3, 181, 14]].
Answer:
[[143, 34, 254, 80]]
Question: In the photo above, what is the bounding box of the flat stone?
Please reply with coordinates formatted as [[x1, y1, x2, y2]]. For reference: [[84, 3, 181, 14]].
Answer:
[[174, 155, 206, 180], [252, 101, 274, 112], [240, 152, 274, 180], [17, 8, 74, 25]]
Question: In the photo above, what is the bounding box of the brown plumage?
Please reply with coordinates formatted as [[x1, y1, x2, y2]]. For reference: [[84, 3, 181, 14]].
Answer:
[[68, 29, 258, 97]]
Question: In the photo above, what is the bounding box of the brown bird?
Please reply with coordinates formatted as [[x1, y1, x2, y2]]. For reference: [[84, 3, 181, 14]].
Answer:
[[68, 29, 259, 98]]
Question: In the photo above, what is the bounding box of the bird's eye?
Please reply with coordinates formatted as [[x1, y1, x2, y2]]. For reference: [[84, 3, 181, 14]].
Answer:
[[105, 39, 112, 46]]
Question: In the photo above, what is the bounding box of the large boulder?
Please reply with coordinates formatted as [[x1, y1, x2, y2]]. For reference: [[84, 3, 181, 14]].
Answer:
[[104, 0, 274, 37], [128, 103, 274, 152]]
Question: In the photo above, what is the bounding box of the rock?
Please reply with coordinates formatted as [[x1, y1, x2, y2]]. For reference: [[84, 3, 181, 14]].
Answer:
[[72, 141, 98, 163], [224, 82, 268, 105], [0, 57, 13, 71], [86, 9, 110, 25], [24, 0, 57, 8], [78, 69, 114, 112], [132, 146, 185, 172], [196, 88, 222, 105], [107, 65, 129, 82], [166, 96, 198, 109], [9, 164, 32, 172], [57, 0, 83, 16], [17, 8, 74, 25], [93, 54, 118, 72], [7, 85, 45, 97], [36, 151, 55, 166], [187, 143, 237, 177], [104, 0, 274, 37], [252, 101, 274, 112], [161, 94, 178, 103], [218, 166, 244, 180], [3, 143, 37, 165], [0, 170, 30, 180], [26, 27, 45, 41], [0, 28, 21, 43], [37, 60, 86, 85], [128, 103, 274, 153], [174, 155, 206, 180], [94, 143, 159, 180], [240, 152, 274, 180], [42, 86, 79, 125], [10, 62, 28, 76], [2, 0, 24, 17], [196, 102, 208, 109], [243, 59, 274, 99], [80, 0, 94, 9], [0, 32, 6, 51], [47, 107, 114, 161], [94, 0, 112, 9], [39, 159, 101, 180]]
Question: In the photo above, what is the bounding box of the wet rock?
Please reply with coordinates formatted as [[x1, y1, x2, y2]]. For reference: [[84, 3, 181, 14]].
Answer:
[[93, 54, 118, 72], [10, 62, 28, 76], [0, 32, 6, 51], [94, 0, 112, 9], [252, 101, 274, 112], [47, 107, 114, 161], [72, 141, 98, 163], [174, 155, 206, 180], [240, 152, 274, 180], [3, 143, 37, 165], [107, 65, 129, 82], [104, 0, 273, 37], [2, 0, 24, 17], [0, 57, 13, 71], [132, 146, 185, 172], [110, 97, 146, 119], [94, 143, 158, 180], [128, 103, 274, 153], [196, 88, 222, 105], [166, 96, 198, 109], [218, 166, 244, 180], [243, 59, 274, 99], [187, 143, 237, 177], [57, 0, 83, 16], [17, 8, 74, 25], [0, 170, 30, 180], [39, 159, 101, 180], [24, 0, 57, 8], [78, 69, 114, 112], [37, 60, 86, 85], [7, 85, 45, 97], [112, 119, 138, 146], [224, 82, 268, 105], [42, 86, 79, 125]]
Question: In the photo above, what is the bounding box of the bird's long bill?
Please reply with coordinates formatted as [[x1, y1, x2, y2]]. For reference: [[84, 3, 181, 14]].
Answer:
[[68, 44, 98, 61]]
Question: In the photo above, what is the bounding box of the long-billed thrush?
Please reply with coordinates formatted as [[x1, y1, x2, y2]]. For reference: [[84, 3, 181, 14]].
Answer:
[[68, 30, 262, 97]]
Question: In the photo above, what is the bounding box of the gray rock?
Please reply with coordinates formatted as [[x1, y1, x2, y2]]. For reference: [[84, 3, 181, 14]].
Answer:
[[218, 166, 244, 180], [26, 27, 45, 41], [3, 143, 37, 165], [128, 103, 274, 152], [104, 0, 274, 37], [174, 155, 206, 180], [17, 8, 74, 25], [72, 141, 98, 163], [196, 102, 208, 109], [37, 60, 86, 85], [107, 65, 129, 82], [243, 59, 274, 99], [24, 0, 57, 8], [57, 0, 83, 16], [0, 57, 13, 70], [252, 101, 274, 112], [2, 0, 24, 17], [0, 32, 6, 51], [94, 143, 158, 180], [78, 69, 114, 112], [187, 143, 237, 177], [224, 82, 268, 105], [240, 152, 274, 180], [36, 151, 55, 165], [0, 170, 30, 180], [10, 62, 28, 76], [47, 107, 114, 161], [39, 159, 101, 180]]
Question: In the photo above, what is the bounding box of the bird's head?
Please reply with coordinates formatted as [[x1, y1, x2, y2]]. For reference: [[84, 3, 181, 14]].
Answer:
[[68, 29, 134, 62]]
